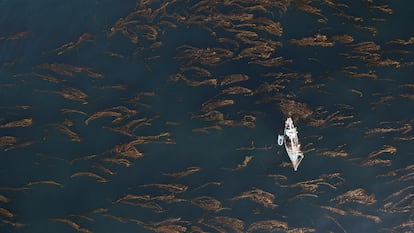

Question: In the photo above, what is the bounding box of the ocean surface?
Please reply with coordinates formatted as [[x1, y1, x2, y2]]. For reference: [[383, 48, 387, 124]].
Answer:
[[1, 0, 413, 232]]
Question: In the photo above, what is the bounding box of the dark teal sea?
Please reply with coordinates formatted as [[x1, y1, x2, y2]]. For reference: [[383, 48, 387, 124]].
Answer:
[[1, 1, 413, 232]]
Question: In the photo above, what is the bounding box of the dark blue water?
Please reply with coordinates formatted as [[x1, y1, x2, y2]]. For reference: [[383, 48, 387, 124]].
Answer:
[[1, 1, 413, 232]]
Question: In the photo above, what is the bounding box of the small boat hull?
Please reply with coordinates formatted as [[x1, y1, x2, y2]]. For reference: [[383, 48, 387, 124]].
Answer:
[[277, 135, 284, 146]]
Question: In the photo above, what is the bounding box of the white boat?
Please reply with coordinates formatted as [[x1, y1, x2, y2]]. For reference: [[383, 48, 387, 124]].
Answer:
[[278, 117, 304, 171], [277, 134, 284, 146]]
